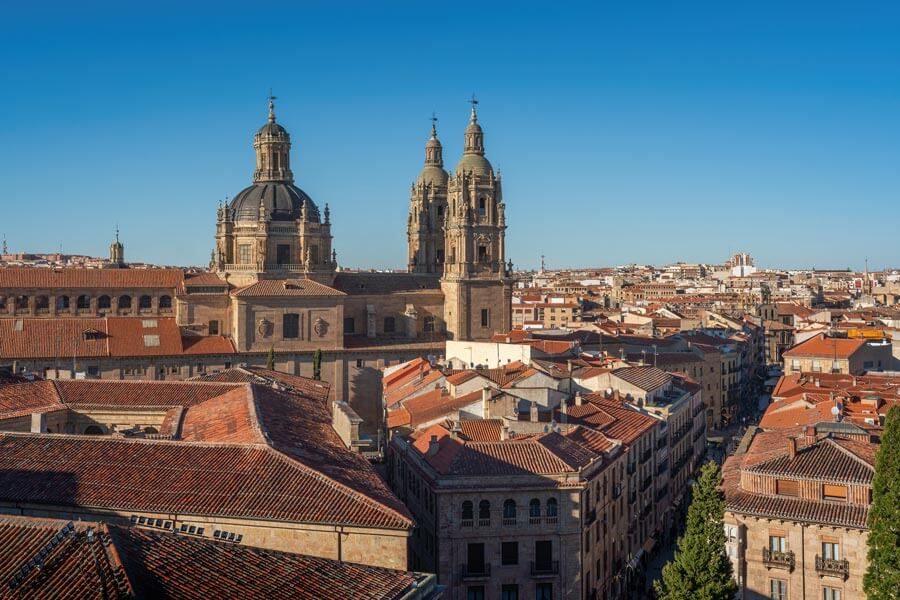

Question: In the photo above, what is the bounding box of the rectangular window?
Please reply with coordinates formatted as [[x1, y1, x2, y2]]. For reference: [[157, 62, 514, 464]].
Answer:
[[812, 360, 822, 372], [424, 316, 435, 333], [478, 197, 486, 216], [769, 535, 786, 552], [823, 484, 848, 501], [208, 320, 220, 335], [481, 308, 490, 328], [769, 579, 787, 600], [535, 583, 552, 600], [821, 541, 840, 560], [466, 587, 485, 600], [500, 584, 518, 600], [238, 244, 252, 265], [775, 479, 799, 497], [823, 588, 841, 600], [501, 541, 518, 565], [383, 316, 396, 333], [283, 313, 300, 339], [276, 244, 291, 265], [791, 359, 800, 372], [344, 317, 355, 334]]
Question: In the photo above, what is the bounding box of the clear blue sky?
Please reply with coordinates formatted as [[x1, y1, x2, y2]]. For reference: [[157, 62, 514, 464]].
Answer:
[[2, 1, 899, 270]]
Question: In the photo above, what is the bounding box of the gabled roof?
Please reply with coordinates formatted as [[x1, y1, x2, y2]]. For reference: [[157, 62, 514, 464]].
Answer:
[[782, 334, 866, 359], [231, 278, 346, 297], [610, 366, 673, 392]]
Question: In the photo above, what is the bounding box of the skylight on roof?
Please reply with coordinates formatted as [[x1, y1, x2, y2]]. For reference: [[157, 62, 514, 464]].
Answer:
[[142, 319, 158, 328], [143, 335, 160, 347]]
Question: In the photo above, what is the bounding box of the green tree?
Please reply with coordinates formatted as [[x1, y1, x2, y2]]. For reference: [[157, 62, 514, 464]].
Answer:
[[654, 461, 737, 600], [313, 348, 322, 381], [265, 346, 276, 371], [864, 406, 900, 599]]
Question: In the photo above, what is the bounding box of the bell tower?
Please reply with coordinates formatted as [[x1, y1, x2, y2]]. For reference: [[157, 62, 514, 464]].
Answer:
[[408, 115, 449, 273], [440, 99, 513, 341], [253, 95, 293, 183]]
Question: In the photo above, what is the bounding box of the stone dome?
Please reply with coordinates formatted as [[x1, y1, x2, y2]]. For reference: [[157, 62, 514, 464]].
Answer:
[[256, 121, 289, 137], [230, 182, 320, 222], [455, 153, 493, 177], [417, 165, 449, 186]]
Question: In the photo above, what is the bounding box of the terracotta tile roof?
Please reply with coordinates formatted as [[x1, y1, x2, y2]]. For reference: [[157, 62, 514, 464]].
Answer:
[[746, 438, 874, 484], [108, 523, 422, 600], [611, 366, 674, 391], [390, 388, 484, 429], [0, 318, 235, 360], [427, 432, 599, 477], [563, 425, 617, 453], [180, 386, 265, 444], [53, 380, 239, 409], [576, 393, 660, 445], [193, 367, 331, 404], [782, 334, 866, 359], [459, 419, 503, 441], [231, 278, 346, 297], [0, 380, 64, 418], [0, 517, 131, 599], [0, 515, 422, 600], [0, 267, 183, 289], [383, 360, 444, 408], [0, 432, 410, 530]]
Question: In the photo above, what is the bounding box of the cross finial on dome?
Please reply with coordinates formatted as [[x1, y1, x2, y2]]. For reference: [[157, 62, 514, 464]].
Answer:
[[468, 94, 479, 122], [430, 112, 438, 138], [268, 90, 277, 123]]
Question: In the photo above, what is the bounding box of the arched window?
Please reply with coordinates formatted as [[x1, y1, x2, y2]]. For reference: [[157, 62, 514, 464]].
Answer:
[[529, 498, 541, 518], [461, 500, 474, 521], [76, 295, 90, 310], [15, 295, 29, 310], [478, 500, 490, 520], [35, 295, 49, 311], [97, 295, 111, 310], [56, 296, 70, 311], [118, 295, 132, 309], [159, 295, 172, 310], [139, 295, 152, 310], [503, 499, 517, 520], [84, 425, 104, 435], [546, 497, 558, 517]]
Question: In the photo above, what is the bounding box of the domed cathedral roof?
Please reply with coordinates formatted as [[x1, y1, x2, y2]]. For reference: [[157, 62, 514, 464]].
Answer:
[[417, 116, 449, 186], [230, 182, 320, 222], [455, 99, 493, 177], [228, 95, 322, 222]]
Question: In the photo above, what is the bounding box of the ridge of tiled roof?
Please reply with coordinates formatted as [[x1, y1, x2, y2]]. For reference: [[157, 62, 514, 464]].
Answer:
[[231, 278, 346, 297], [745, 437, 874, 484], [782, 334, 866, 358], [0, 267, 183, 289]]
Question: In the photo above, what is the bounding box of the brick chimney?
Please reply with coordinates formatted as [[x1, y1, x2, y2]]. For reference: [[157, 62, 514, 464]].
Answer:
[[805, 425, 816, 446], [482, 387, 491, 419], [501, 424, 510, 440], [575, 391, 583, 406], [788, 436, 797, 459], [427, 435, 440, 456], [530, 400, 539, 423]]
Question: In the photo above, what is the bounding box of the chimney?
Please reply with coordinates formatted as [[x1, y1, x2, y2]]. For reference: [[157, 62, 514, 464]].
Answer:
[[482, 387, 491, 418], [30, 412, 47, 434], [560, 398, 568, 416], [787, 437, 797, 459], [815, 378, 820, 388], [805, 425, 816, 446], [530, 400, 539, 423], [427, 435, 440, 456], [575, 391, 583, 406], [501, 424, 510, 440]]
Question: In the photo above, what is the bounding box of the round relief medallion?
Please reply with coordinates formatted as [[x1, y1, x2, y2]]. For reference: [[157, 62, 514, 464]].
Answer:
[[257, 318, 273, 337], [313, 317, 329, 337]]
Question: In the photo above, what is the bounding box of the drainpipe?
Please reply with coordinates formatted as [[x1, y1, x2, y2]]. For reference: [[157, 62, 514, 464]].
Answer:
[[334, 525, 344, 563], [800, 522, 806, 600]]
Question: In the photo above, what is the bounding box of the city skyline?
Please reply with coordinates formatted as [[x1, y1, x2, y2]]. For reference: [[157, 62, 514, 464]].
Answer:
[[3, 1, 899, 270]]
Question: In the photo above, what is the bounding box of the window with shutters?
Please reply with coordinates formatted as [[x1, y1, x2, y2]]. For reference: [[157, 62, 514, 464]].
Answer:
[[776, 479, 799, 497], [823, 484, 848, 501]]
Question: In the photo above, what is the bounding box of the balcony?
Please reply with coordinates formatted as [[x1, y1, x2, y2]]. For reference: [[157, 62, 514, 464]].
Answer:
[[530, 561, 559, 578], [641, 476, 652, 492], [628, 491, 637, 505], [815, 556, 849, 579], [460, 563, 491, 581], [762, 548, 795, 571], [585, 508, 597, 526], [502, 517, 517, 527], [477, 519, 491, 527], [460, 519, 473, 528], [657, 460, 669, 476], [627, 462, 636, 476], [656, 436, 668, 450], [640, 449, 652, 464]]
